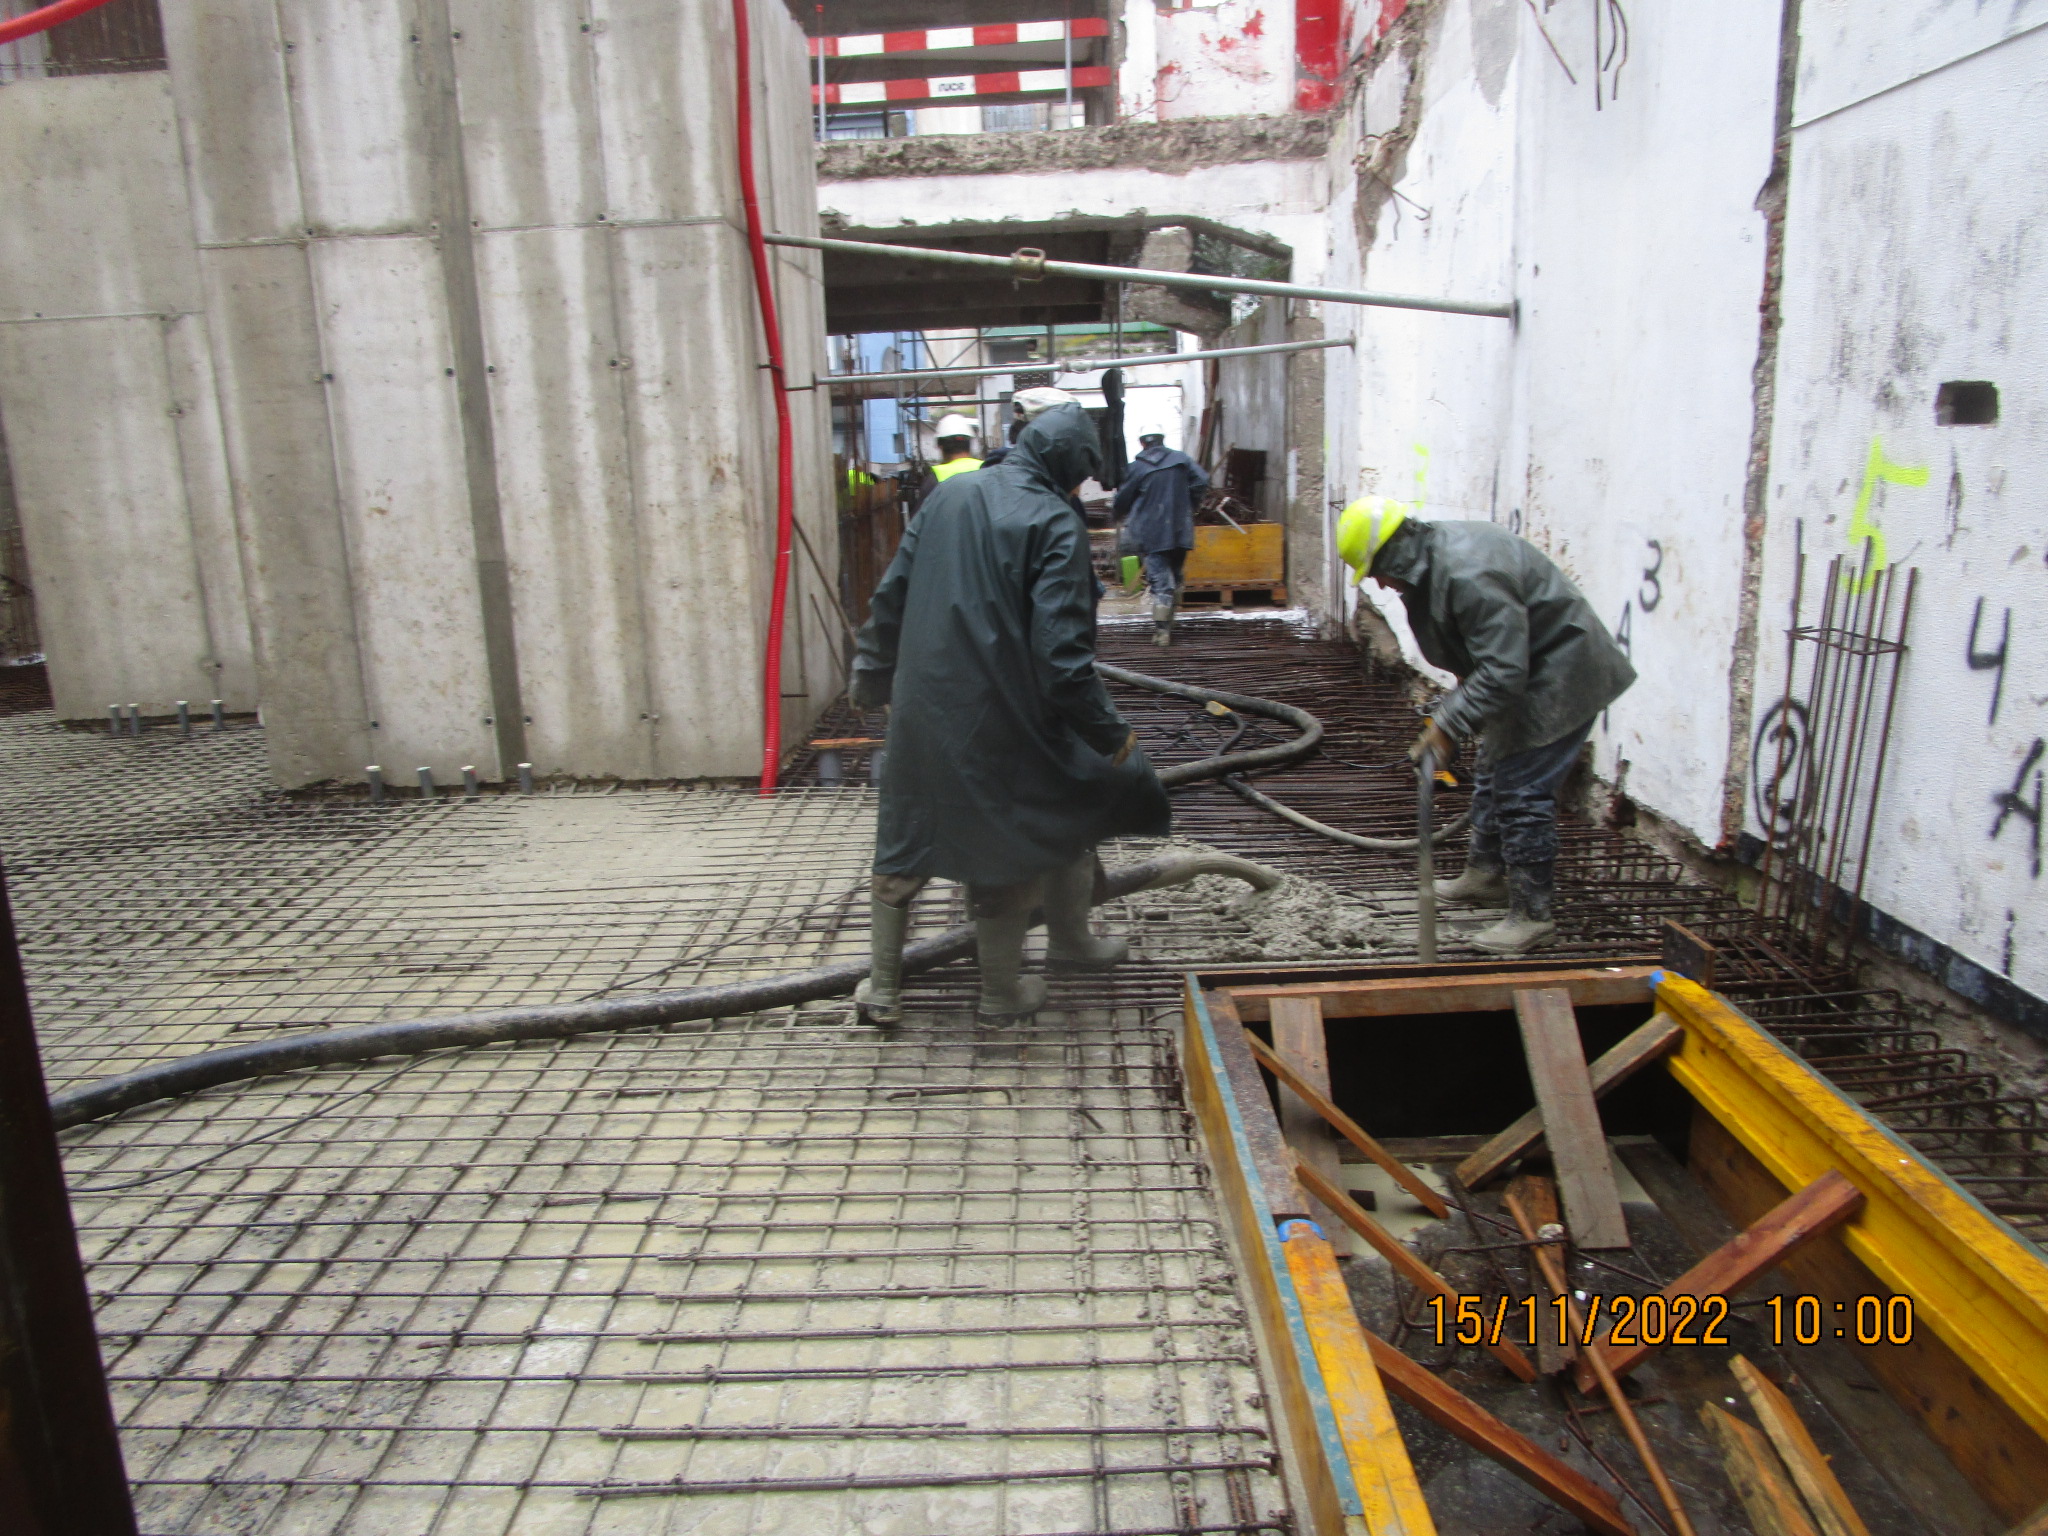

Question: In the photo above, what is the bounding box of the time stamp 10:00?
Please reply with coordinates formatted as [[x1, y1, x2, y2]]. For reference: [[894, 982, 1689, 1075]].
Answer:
[[1424, 1293, 1916, 1348]]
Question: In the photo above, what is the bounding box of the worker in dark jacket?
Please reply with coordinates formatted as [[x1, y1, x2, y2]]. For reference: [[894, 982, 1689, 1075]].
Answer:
[[1113, 432, 1209, 646], [851, 404, 1170, 1022], [1338, 498, 1636, 955]]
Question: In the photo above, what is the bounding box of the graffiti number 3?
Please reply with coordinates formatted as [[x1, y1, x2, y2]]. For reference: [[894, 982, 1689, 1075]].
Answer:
[[1845, 438, 1929, 591]]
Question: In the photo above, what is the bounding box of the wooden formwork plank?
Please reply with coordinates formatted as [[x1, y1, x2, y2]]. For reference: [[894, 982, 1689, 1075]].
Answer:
[[1575, 1171, 1862, 1392], [1272, 996, 1347, 1239], [1364, 1331, 1637, 1536], [1700, 1401, 1822, 1536], [1227, 966, 1656, 1022], [1456, 1011, 1681, 1190], [1244, 1028, 1450, 1218], [1513, 987, 1629, 1249], [1730, 1354, 1874, 1536]]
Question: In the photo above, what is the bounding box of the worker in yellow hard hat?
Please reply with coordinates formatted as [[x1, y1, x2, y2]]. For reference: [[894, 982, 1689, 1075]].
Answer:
[[1335, 496, 1635, 955], [910, 414, 983, 513]]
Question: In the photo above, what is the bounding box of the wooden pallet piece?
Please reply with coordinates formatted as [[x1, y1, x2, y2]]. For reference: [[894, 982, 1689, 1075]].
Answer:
[[1294, 1154, 1538, 1383], [1243, 1027, 1450, 1218], [1363, 1329, 1638, 1536], [1456, 1011, 1682, 1189], [1575, 1169, 1864, 1393], [1730, 1354, 1873, 1536], [1513, 987, 1630, 1249], [1700, 1401, 1823, 1536]]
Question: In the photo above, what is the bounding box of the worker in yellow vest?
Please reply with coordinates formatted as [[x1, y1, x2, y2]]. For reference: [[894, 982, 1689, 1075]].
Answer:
[[911, 414, 982, 513]]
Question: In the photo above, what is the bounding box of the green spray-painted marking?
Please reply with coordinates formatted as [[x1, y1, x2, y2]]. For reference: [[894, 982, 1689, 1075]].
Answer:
[[1845, 437, 1928, 591]]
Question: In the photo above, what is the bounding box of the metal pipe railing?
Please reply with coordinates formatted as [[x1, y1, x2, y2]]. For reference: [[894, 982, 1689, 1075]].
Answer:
[[767, 232, 1516, 319], [819, 335, 1353, 391]]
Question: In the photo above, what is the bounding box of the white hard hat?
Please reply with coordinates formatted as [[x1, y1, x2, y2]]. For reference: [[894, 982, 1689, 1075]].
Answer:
[[1013, 386, 1078, 421], [935, 414, 976, 440]]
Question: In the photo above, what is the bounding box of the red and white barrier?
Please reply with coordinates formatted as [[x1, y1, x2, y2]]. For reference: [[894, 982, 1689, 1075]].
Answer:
[[811, 18, 1108, 58], [817, 64, 1112, 107]]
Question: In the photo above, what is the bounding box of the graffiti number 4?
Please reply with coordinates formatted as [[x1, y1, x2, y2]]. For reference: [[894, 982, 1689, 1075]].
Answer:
[[1966, 597, 2011, 725], [1990, 738, 2045, 880], [1845, 438, 1929, 591]]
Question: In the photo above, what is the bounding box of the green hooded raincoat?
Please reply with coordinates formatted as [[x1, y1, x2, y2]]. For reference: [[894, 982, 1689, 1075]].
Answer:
[[852, 405, 1171, 886]]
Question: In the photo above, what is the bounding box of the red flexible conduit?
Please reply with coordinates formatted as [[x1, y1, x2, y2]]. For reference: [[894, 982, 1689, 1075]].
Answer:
[[0, 0, 119, 46], [730, 0, 799, 795]]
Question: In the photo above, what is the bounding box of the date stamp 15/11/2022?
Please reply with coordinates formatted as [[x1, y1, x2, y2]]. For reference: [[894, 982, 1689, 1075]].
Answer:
[[1423, 1293, 1917, 1350]]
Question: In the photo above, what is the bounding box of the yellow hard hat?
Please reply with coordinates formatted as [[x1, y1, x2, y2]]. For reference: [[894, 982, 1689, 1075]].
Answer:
[[1335, 497, 1408, 583]]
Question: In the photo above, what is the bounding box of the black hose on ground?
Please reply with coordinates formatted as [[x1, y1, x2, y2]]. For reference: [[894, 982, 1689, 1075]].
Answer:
[[1101, 662, 1472, 852], [49, 850, 1282, 1131], [51, 665, 1459, 1130]]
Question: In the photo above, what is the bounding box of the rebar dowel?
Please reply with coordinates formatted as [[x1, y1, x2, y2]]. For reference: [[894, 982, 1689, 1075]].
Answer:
[[211, 699, 225, 730], [176, 701, 191, 739], [125, 704, 141, 737], [1417, 750, 1438, 964], [517, 763, 534, 796], [366, 767, 385, 806], [107, 706, 120, 736], [462, 766, 480, 801], [417, 768, 434, 800]]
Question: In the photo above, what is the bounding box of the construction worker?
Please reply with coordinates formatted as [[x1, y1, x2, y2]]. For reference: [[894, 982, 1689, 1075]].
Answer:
[[850, 402, 1168, 1023], [1337, 498, 1636, 956], [1113, 431, 1209, 646], [910, 414, 982, 512]]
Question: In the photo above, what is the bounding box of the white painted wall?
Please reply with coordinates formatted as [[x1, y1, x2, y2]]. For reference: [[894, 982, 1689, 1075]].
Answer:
[[1328, 0, 1779, 846], [0, 72, 257, 722], [1759, 17, 2048, 1002]]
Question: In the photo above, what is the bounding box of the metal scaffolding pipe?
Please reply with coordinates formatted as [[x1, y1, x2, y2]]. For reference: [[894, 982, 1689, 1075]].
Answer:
[[767, 232, 1516, 319], [820, 335, 1354, 391]]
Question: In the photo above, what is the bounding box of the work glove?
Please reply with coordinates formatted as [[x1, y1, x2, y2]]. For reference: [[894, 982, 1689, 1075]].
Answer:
[[849, 668, 892, 711], [1408, 719, 1455, 770]]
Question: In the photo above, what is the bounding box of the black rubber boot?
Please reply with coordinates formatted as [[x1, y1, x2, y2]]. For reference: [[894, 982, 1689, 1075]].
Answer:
[[974, 912, 1048, 1021], [1043, 853, 1128, 969], [853, 899, 909, 1024], [1471, 863, 1558, 955]]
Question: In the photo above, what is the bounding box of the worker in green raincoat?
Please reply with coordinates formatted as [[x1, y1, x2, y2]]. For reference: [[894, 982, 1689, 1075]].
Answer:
[[850, 402, 1169, 1023]]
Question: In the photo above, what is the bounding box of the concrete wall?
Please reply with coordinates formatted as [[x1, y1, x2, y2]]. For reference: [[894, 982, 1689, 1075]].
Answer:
[[1757, 10, 2048, 1007], [0, 72, 257, 720], [149, 0, 831, 786], [1119, 0, 1301, 122]]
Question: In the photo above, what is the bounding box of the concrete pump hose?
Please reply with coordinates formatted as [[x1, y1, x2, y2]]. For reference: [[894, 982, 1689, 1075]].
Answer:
[[48, 849, 1283, 1130], [1099, 662, 1472, 851]]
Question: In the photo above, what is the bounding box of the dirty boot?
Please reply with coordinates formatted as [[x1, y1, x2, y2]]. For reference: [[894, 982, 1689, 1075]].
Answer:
[[1043, 854, 1128, 969], [1150, 598, 1175, 647], [974, 911, 1048, 1021], [853, 898, 909, 1024], [1471, 863, 1558, 955], [1434, 860, 1508, 905]]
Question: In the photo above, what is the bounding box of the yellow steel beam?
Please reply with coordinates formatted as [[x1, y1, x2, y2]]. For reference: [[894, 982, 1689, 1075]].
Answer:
[[1658, 973, 2048, 1445]]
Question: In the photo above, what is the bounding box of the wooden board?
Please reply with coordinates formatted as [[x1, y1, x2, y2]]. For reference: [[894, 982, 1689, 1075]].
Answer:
[[1363, 1330, 1637, 1536], [1202, 991, 1309, 1219], [1513, 988, 1629, 1249], [1295, 1154, 1537, 1383], [1731, 1354, 1874, 1536], [1576, 1170, 1863, 1392], [1505, 1174, 1572, 1376], [1244, 1028, 1450, 1218], [1183, 521, 1285, 584], [1662, 971, 2048, 1519], [1456, 1011, 1682, 1189], [1272, 996, 1346, 1242], [1701, 1401, 1823, 1536], [1226, 965, 1656, 1022]]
